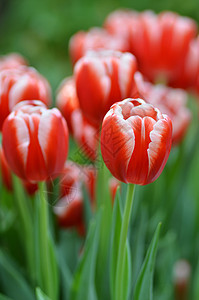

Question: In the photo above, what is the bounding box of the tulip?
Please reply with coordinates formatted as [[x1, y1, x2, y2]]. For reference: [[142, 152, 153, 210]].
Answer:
[[0, 53, 27, 71], [56, 77, 98, 160], [54, 161, 120, 235], [0, 66, 52, 130], [2, 100, 68, 182], [169, 37, 199, 91], [132, 72, 191, 145], [75, 50, 137, 126], [54, 162, 96, 235], [69, 28, 128, 64], [129, 11, 197, 84], [101, 98, 172, 185], [104, 9, 137, 52], [0, 145, 38, 194]]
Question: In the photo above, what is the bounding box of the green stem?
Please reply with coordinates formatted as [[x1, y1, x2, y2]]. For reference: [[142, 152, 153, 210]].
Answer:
[[38, 181, 55, 299], [12, 174, 35, 282], [115, 183, 135, 300]]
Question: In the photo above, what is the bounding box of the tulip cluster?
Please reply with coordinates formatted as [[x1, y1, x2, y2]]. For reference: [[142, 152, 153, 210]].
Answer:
[[70, 9, 199, 95], [0, 6, 198, 300]]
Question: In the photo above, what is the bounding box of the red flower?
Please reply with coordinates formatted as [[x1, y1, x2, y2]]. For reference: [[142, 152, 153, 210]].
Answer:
[[169, 37, 199, 90], [56, 77, 98, 160], [54, 162, 96, 235], [0, 53, 27, 71], [101, 98, 172, 185], [130, 11, 197, 83], [2, 100, 68, 182], [104, 9, 137, 52], [54, 161, 119, 234], [75, 50, 137, 126], [0, 66, 52, 130], [132, 72, 191, 145], [69, 28, 128, 64], [0, 146, 38, 195]]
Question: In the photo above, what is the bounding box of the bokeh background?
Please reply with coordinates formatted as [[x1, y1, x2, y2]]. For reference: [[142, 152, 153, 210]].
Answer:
[[1, 0, 199, 93]]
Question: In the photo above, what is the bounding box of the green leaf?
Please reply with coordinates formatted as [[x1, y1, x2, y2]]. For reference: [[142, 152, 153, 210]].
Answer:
[[95, 154, 112, 299], [110, 188, 122, 298], [110, 188, 132, 300], [134, 223, 162, 300], [82, 183, 93, 231], [36, 288, 51, 300], [0, 250, 34, 300], [0, 293, 14, 300], [70, 216, 100, 300]]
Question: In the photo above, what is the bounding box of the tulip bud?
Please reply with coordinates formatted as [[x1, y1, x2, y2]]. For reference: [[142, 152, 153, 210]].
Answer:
[[54, 162, 96, 235], [104, 9, 138, 51], [75, 50, 137, 126], [129, 11, 197, 83], [0, 53, 27, 71], [56, 77, 98, 160], [0, 66, 52, 130], [69, 28, 128, 64], [2, 100, 68, 182], [101, 98, 172, 185]]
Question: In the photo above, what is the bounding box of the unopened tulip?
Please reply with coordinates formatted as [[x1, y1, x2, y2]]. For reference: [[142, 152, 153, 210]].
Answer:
[[0, 66, 52, 130], [2, 100, 68, 182], [101, 98, 172, 185], [75, 50, 137, 125], [69, 28, 128, 64], [0, 53, 27, 71], [170, 37, 199, 90], [56, 77, 98, 160], [54, 162, 96, 235], [104, 9, 137, 52], [132, 72, 191, 145], [129, 11, 197, 83]]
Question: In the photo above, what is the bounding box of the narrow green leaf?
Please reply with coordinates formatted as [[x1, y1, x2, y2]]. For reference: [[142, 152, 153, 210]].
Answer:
[[122, 240, 132, 300], [110, 188, 122, 298], [82, 183, 93, 231], [36, 288, 51, 300], [134, 223, 162, 300], [0, 251, 34, 300], [95, 154, 112, 299], [70, 216, 100, 300]]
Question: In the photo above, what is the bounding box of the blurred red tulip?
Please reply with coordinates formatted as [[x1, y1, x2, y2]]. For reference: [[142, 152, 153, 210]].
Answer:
[[0, 145, 38, 195], [0, 66, 52, 130], [104, 9, 138, 52], [54, 162, 96, 235], [130, 11, 197, 83], [0, 53, 27, 71], [2, 100, 68, 182], [56, 77, 98, 160], [133, 72, 191, 145], [75, 50, 137, 126], [69, 28, 128, 64], [54, 161, 120, 234], [101, 98, 172, 185], [169, 37, 199, 91]]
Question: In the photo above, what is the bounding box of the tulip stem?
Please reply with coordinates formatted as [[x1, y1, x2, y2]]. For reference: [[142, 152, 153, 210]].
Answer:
[[115, 183, 135, 300], [12, 174, 35, 282], [38, 181, 55, 300]]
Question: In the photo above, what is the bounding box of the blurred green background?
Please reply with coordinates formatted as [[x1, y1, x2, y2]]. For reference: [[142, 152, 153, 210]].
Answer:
[[0, 0, 199, 93]]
